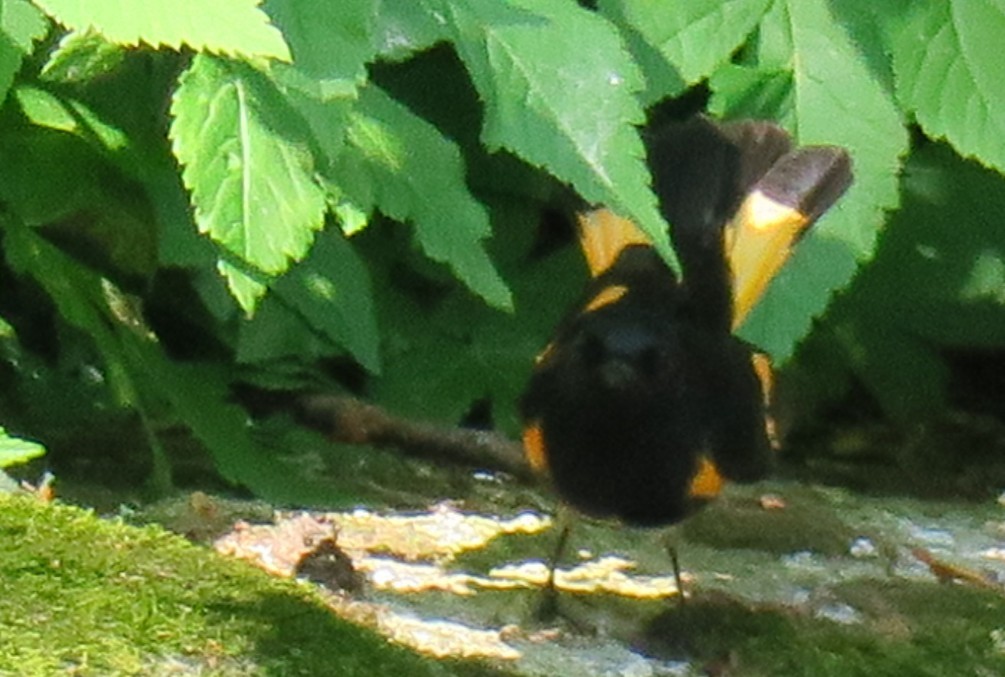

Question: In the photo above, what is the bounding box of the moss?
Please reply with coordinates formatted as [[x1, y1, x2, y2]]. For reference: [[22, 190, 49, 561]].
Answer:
[[681, 486, 858, 556], [0, 495, 504, 676], [641, 580, 1005, 676]]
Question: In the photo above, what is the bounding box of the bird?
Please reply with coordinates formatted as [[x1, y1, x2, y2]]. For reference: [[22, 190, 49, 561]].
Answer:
[[519, 116, 852, 599]]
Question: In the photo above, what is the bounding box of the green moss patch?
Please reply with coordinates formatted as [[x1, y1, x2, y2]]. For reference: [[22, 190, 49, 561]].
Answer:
[[0, 495, 501, 676], [641, 580, 1005, 676]]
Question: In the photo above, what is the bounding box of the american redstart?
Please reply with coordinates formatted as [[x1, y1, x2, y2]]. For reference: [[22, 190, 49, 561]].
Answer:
[[521, 116, 852, 529]]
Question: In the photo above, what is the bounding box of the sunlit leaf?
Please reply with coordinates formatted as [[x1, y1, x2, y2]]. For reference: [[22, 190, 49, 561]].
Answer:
[[170, 55, 327, 313], [0, 0, 49, 103], [713, 0, 908, 362], [431, 0, 677, 271], [891, 0, 1005, 173], [0, 428, 46, 469], [33, 0, 290, 60], [333, 83, 512, 309]]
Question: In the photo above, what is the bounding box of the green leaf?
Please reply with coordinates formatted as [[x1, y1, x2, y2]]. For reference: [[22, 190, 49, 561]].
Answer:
[[714, 0, 908, 363], [333, 83, 512, 309], [40, 30, 127, 82], [14, 85, 130, 154], [33, 0, 290, 60], [170, 55, 328, 314], [371, 0, 448, 61], [600, 0, 772, 89], [217, 259, 269, 312], [124, 343, 345, 505], [0, 0, 49, 103], [433, 0, 678, 271], [891, 0, 1005, 173], [0, 428, 46, 468], [235, 296, 332, 365], [843, 144, 1005, 339], [370, 198, 582, 433], [240, 229, 381, 372], [264, 0, 376, 93], [1, 220, 137, 409], [814, 144, 1005, 419]]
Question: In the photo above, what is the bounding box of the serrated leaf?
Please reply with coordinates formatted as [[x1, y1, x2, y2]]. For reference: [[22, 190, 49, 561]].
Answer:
[[247, 229, 380, 372], [0, 428, 46, 468], [601, 0, 772, 89], [432, 0, 678, 271], [333, 83, 512, 309], [891, 0, 1005, 173], [33, 0, 290, 60], [170, 55, 327, 314], [0, 0, 49, 103], [40, 30, 127, 82], [716, 0, 908, 363], [264, 0, 376, 92], [371, 0, 448, 61]]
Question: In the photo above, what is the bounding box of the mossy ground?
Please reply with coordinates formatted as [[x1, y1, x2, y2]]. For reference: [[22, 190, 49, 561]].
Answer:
[[4, 476, 1005, 676], [0, 494, 503, 676]]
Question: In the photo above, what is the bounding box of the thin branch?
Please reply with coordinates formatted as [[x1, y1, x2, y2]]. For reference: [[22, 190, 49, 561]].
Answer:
[[294, 394, 537, 483]]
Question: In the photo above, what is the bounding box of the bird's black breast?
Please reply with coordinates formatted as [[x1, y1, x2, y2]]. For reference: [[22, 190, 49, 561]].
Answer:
[[521, 246, 769, 525]]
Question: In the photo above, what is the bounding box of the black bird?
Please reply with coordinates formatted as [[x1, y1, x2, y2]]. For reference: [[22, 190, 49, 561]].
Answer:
[[521, 116, 852, 529]]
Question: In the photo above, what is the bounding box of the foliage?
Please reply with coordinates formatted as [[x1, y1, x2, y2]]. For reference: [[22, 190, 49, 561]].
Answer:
[[0, 425, 45, 491], [0, 426, 45, 469], [0, 0, 1001, 500]]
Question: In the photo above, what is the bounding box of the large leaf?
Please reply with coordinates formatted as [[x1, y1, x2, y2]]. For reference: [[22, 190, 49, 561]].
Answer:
[[239, 229, 380, 372], [33, 0, 290, 60], [170, 54, 328, 313], [600, 0, 772, 96], [891, 0, 1005, 174], [332, 83, 512, 309], [264, 0, 376, 98], [0, 0, 49, 103], [431, 0, 678, 271], [711, 0, 908, 362]]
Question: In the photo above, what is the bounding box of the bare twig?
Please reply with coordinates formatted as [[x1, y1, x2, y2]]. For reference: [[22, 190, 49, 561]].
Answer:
[[294, 394, 536, 483]]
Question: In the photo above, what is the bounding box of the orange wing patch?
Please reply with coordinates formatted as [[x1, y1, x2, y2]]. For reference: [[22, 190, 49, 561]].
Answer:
[[726, 190, 808, 330], [727, 146, 852, 330]]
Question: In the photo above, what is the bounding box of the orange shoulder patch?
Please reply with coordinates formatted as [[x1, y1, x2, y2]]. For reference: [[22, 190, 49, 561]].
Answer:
[[577, 208, 651, 277], [583, 284, 629, 313]]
